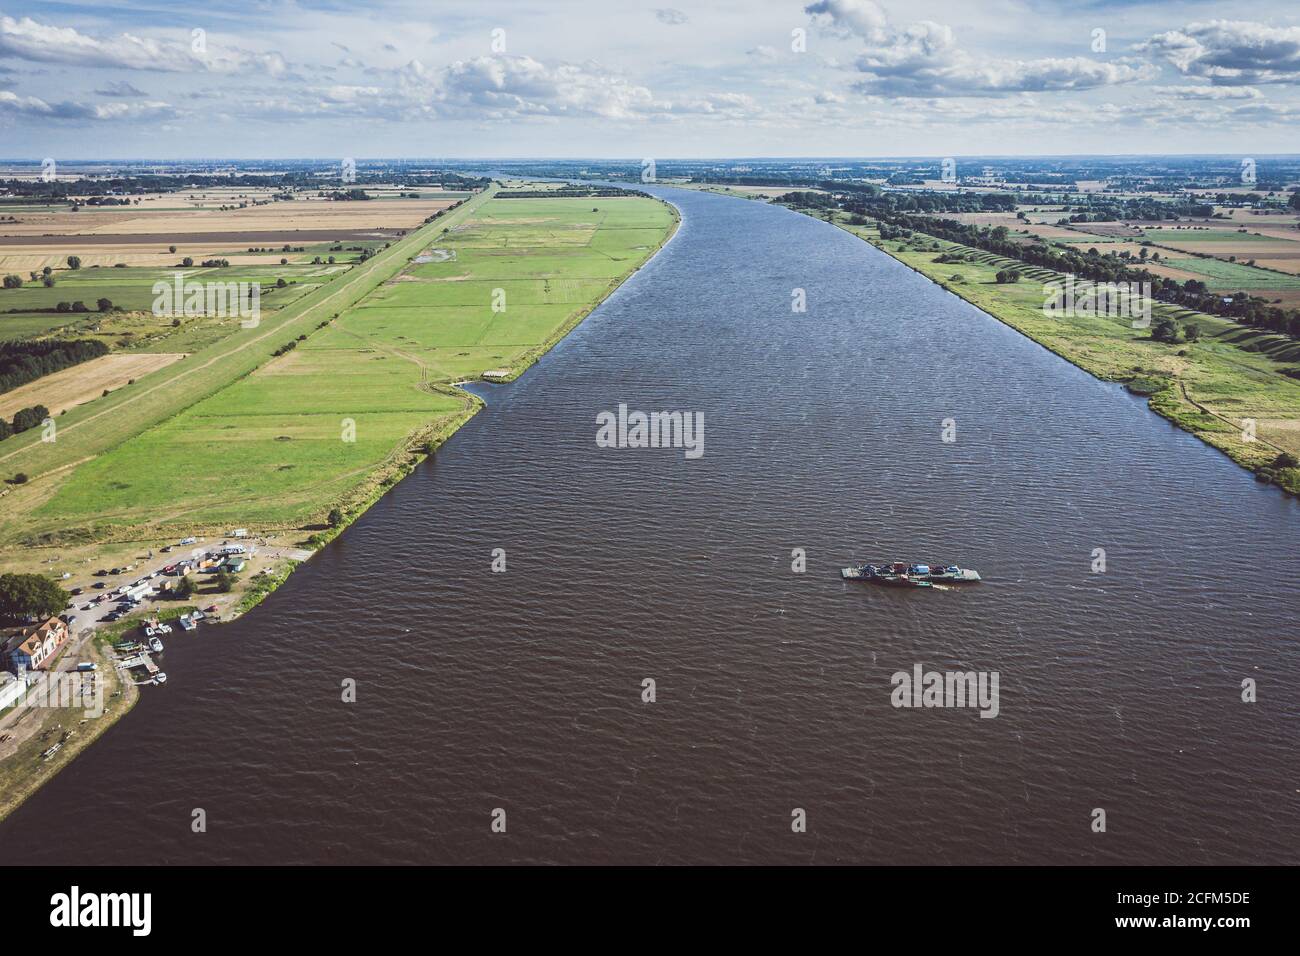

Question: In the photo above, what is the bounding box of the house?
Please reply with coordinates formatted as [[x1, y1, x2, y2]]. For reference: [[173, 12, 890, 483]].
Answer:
[[4, 616, 70, 673]]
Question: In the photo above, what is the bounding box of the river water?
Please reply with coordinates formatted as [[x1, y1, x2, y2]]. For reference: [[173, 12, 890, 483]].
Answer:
[[4, 187, 1297, 865]]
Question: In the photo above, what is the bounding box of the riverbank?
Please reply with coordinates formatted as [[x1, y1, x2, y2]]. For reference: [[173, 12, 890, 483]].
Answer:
[[827, 213, 1300, 495], [0, 192, 680, 822]]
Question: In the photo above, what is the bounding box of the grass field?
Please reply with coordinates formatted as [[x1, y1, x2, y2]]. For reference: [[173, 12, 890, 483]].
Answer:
[[1158, 257, 1300, 290], [834, 215, 1300, 493], [3, 192, 676, 548]]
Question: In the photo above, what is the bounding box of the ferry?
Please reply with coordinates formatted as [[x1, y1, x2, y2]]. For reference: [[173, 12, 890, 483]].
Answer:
[[841, 561, 982, 585]]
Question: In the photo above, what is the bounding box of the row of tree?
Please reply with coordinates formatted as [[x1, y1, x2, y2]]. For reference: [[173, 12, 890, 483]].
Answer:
[[865, 209, 1300, 341], [0, 339, 109, 395]]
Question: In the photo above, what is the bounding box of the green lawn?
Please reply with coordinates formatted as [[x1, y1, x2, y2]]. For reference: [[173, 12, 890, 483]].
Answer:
[[17, 194, 676, 537]]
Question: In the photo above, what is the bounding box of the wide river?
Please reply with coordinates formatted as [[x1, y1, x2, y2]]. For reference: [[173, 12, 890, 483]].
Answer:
[[4, 187, 1297, 865]]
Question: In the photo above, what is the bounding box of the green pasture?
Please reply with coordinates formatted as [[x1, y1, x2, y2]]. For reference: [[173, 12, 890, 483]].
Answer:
[[18, 193, 675, 537]]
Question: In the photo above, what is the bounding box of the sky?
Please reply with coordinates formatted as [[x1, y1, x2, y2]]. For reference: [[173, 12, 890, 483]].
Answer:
[[1, 0, 1299, 159]]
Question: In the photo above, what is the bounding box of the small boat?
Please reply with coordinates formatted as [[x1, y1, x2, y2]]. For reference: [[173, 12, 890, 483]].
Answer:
[[841, 560, 981, 586], [148, 636, 164, 653], [153, 672, 168, 685], [178, 617, 197, 632]]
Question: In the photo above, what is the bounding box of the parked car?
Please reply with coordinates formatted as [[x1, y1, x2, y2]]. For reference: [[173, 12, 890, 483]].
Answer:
[[70, 587, 83, 596], [92, 582, 107, 590]]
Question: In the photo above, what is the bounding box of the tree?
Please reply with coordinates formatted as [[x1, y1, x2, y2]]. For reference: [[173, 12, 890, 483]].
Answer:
[[3, 274, 22, 288], [181, 257, 194, 267], [11, 405, 49, 433], [1183, 323, 1201, 342], [1152, 318, 1181, 343], [173, 575, 195, 599], [214, 570, 236, 593], [0, 573, 69, 620], [97, 298, 113, 312], [67, 255, 81, 270], [0, 420, 12, 441], [327, 507, 344, 528], [169, 245, 177, 254], [995, 269, 1021, 284]]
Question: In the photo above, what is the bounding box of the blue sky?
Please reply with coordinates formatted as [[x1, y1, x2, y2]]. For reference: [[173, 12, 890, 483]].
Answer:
[[2, 0, 1299, 158]]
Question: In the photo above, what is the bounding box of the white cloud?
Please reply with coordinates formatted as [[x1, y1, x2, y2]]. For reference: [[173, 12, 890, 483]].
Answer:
[[94, 79, 147, 97], [1138, 20, 1300, 85], [1151, 84, 1262, 100], [654, 9, 689, 27], [0, 88, 172, 120], [808, 2, 1155, 97], [0, 15, 287, 76]]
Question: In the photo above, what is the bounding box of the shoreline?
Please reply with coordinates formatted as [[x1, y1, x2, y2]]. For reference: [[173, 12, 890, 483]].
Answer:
[[0, 192, 682, 822], [815, 211, 1300, 496]]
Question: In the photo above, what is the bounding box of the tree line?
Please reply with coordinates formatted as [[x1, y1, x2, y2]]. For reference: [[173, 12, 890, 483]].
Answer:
[[0, 339, 110, 395]]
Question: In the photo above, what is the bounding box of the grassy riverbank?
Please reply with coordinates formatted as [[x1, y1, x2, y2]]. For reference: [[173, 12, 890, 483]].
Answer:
[[4, 192, 678, 549], [0, 191, 678, 821], [832, 214, 1300, 494]]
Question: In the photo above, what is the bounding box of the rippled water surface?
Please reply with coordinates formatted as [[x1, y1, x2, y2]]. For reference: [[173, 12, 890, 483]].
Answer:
[[4, 187, 1297, 865]]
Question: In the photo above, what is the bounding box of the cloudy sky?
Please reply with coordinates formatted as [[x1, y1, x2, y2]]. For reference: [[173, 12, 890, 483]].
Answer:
[[2, 0, 1299, 159]]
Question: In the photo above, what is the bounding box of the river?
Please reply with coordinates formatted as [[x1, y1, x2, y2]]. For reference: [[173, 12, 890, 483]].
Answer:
[[3, 186, 1297, 865]]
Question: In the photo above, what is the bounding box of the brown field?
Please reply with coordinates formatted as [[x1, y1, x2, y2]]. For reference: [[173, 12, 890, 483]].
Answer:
[[1022, 222, 1109, 241], [0, 190, 456, 270], [1067, 222, 1144, 238], [0, 352, 185, 419]]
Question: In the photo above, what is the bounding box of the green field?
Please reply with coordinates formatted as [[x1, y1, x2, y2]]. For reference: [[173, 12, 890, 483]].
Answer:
[[1139, 228, 1281, 243], [6, 193, 676, 541], [835, 215, 1300, 491], [1162, 257, 1300, 290]]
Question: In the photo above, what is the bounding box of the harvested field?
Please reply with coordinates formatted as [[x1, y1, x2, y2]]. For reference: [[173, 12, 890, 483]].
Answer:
[[0, 351, 185, 419]]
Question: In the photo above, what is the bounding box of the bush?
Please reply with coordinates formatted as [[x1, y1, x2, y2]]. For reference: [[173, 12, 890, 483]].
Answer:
[[1151, 318, 1180, 344], [11, 405, 49, 433], [994, 269, 1022, 284], [11, 472, 27, 484]]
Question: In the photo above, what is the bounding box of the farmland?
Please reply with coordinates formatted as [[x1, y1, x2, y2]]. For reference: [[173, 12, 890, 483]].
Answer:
[[2, 191, 676, 557]]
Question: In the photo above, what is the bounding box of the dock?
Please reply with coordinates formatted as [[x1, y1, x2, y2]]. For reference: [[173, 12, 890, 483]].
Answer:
[[115, 653, 159, 675]]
